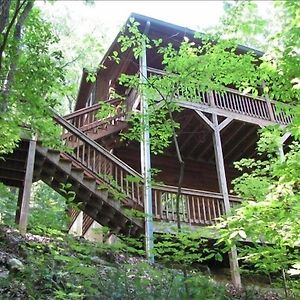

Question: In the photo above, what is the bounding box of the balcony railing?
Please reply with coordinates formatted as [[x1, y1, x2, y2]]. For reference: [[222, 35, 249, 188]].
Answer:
[[71, 183, 241, 233], [152, 185, 240, 225], [147, 67, 292, 126]]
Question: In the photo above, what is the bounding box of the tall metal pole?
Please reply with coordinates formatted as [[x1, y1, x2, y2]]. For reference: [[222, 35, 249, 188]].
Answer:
[[139, 21, 154, 263]]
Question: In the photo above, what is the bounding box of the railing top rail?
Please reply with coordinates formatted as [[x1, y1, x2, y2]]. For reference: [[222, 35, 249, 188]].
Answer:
[[77, 112, 126, 133], [147, 66, 167, 76], [225, 87, 267, 102], [52, 110, 142, 179], [64, 103, 101, 120], [64, 99, 122, 120], [153, 184, 241, 202], [147, 67, 289, 109]]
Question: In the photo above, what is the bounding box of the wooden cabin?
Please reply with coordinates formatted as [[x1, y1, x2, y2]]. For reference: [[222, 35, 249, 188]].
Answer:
[[0, 12, 292, 269], [66, 13, 291, 234], [0, 12, 292, 286]]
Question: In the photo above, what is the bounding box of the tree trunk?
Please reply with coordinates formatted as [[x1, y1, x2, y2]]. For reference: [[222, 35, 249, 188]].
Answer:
[[0, 0, 34, 112], [0, 0, 11, 35]]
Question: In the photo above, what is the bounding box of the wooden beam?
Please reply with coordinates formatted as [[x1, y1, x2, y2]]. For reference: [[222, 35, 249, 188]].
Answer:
[[278, 132, 291, 159], [18, 139, 36, 235], [206, 122, 242, 162], [212, 114, 241, 288], [262, 81, 276, 122], [213, 115, 230, 211], [204, 117, 234, 162], [281, 132, 291, 143], [218, 117, 233, 132], [195, 109, 214, 130], [179, 101, 285, 128]]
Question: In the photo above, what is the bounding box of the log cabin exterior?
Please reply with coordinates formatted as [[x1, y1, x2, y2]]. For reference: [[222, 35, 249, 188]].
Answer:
[[67, 13, 291, 232], [0, 13, 292, 286]]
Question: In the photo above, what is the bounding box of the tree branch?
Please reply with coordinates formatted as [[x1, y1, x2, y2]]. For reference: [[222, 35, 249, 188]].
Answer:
[[61, 54, 81, 69]]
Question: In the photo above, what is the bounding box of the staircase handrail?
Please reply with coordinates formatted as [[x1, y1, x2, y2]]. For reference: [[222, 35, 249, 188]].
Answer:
[[52, 111, 142, 179], [64, 99, 121, 121]]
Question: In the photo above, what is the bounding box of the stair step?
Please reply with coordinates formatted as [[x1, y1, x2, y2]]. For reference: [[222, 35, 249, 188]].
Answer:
[[58, 157, 72, 173], [47, 148, 61, 155], [83, 176, 96, 191], [30, 118, 144, 236], [53, 169, 69, 183], [70, 168, 84, 181], [59, 156, 72, 163], [46, 151, 61, 165], [36, 145, 48, 156]]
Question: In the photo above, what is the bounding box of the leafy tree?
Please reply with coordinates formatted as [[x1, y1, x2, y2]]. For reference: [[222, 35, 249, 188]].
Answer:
[[0, 1, 67, 155], [39, 1, 106, 113], [0, 183, 17, 226], [213, 0, 300, 296], [29, 182, 68, 233]]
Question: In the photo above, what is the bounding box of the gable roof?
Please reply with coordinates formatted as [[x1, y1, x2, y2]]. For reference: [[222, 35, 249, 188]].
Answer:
[[75, 12, 264, 110]]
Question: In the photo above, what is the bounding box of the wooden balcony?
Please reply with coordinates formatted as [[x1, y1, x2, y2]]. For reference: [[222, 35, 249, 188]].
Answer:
[[59, 108, 242, 229], [152, 185, 240, 226], [147, 67, 292, 127], [60, 78, 293, 233]]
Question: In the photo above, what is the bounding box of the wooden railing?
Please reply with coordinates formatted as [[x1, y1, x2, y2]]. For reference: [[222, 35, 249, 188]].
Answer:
[[82, 213, 94, 235], [152, 185, 241, 225], [271, 102, 292, 125], [65, 103, 101, 128], [54, 113, 144, 208], [64, 99, 121, 129], [69, 208, 80, 228], [147, 67, 292, 126], [213, 89, 271, 120], [55, 111, 241, 227]]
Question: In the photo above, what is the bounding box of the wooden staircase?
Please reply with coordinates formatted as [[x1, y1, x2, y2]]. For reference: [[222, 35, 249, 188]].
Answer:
[[34, 144, 143, 236], [0, 107, 144, 237], [63, 101, 127, 147], [0, 100, 246, 237], [0, 140, 29, 188]]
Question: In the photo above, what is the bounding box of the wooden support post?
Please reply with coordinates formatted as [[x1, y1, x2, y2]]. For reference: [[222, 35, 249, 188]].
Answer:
[[19, 139, 36, 235], [212, 114, 242, 288], [262, 82, 276, 122], [15, 187, 24, 224], [278, 132, 291, 160]]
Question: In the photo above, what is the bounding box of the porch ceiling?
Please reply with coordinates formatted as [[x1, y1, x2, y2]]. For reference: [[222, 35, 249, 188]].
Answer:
[[166, 109, 260, 165]]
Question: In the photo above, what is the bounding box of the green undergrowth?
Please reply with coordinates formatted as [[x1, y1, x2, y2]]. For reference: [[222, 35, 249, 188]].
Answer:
[[0, 225, 282, 300]]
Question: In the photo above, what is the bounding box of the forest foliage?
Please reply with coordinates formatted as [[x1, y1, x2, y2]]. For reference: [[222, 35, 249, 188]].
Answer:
[[0, 0, 299, 298]]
